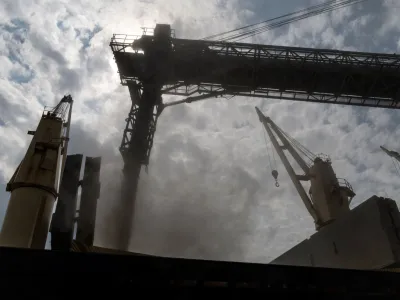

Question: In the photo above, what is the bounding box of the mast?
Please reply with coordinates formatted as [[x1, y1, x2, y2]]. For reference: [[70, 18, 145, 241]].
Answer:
[[0, 96, 72, 249]]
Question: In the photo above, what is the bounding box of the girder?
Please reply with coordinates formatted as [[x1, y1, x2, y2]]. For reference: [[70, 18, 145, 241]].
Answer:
[[111, 35, 400, 108], [110, 24, 400, 250]]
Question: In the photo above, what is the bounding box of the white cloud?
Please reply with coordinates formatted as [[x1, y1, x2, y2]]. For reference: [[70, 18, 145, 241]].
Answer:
[[0, 0, 400, 263], [380, 0, 400, 33]]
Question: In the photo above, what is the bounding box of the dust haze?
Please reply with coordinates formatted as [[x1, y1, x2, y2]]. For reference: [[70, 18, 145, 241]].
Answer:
[[94, 116, 263, 262], [67, 98, 313, 263]]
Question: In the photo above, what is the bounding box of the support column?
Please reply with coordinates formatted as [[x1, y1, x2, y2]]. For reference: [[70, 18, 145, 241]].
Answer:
[[117, 24, 172, 251], [118, 85, 162, 250]]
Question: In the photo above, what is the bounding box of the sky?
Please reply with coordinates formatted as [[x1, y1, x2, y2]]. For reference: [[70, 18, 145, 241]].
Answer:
[[0, 0, 400, 263]]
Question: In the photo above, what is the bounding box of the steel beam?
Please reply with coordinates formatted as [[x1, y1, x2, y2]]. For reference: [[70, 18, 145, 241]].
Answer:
[[111, 33, 400, 109]]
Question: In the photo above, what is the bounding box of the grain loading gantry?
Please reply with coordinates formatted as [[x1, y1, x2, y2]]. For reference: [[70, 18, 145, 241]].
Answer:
[[110, 24, 400, 250]]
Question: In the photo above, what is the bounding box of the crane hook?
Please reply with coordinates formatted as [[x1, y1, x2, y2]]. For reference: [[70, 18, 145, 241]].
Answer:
[[271, 170, 279, 188]]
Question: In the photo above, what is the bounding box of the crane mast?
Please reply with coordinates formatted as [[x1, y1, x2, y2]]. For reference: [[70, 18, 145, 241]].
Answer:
[[0, 96, 73, 249], [256, 107, 355, 230]]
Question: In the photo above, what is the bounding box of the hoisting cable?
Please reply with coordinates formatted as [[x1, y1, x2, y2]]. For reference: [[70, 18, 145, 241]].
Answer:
[[202, 0, 340, 40], [271, 132, 278, 170], [203, 0, 368, 42], [276, 124, 316, 165], [262, 124, 280, 187], [283, 131, 316, 164], [218, 0, 367, 42], [287, 136, 315, 165], [283, 130, 315, 161], [225, 0, 368, 42], [391, 157, 400, 177]]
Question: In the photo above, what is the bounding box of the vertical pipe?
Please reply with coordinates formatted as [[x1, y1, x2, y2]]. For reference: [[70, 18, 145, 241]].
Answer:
[[50, 154, 83, 251], [76, 157, 101, 247]]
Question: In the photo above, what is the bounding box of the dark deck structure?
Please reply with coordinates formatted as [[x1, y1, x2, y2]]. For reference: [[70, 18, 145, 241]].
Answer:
[[1, 246, 399, 297]]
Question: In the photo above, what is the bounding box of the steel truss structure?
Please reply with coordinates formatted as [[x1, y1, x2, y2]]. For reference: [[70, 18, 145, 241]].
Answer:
[[112, 34, 400, 109], [110, 24, 400, 249], [120, 84, 162, 165]]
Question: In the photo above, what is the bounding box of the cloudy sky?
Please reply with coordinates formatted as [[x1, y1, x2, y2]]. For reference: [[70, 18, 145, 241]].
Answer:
[[1, 0, 400, 263]]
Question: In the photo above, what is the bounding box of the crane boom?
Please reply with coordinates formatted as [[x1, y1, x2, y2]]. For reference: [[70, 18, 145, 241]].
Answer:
[[381, 146, 400, 163], [265, 117, 310, 174], [256, 107, 320, 225], [256, 107, 355, 229]]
